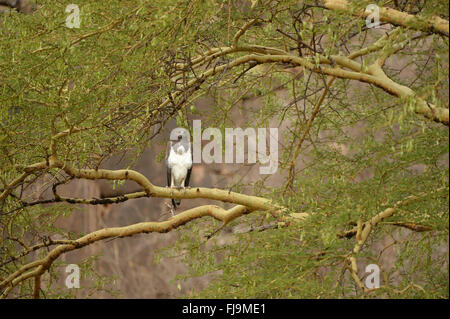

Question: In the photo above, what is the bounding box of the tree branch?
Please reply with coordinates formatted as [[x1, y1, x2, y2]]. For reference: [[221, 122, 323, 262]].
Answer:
[[340, 188, 446, 294], [0, 204, 256, 298], [322, 0, 449, 36]]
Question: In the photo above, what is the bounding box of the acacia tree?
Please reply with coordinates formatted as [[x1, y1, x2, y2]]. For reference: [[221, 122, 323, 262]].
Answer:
[[0, 0, 448, 298]]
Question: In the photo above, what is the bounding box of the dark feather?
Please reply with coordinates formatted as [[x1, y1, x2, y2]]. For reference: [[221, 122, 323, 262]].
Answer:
[[165, 141, 178, 208], [185, 147, 193, 188], [165, 141, 172, 187]]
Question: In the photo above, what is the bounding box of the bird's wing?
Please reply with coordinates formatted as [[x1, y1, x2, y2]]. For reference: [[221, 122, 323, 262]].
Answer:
[[166, 141, 178, 208], [165, 141, 172, 187], [185, 144, 193, 187]]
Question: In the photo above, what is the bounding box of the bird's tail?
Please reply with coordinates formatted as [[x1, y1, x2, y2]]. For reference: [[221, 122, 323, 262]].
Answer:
[[172, 198, 181, 209]]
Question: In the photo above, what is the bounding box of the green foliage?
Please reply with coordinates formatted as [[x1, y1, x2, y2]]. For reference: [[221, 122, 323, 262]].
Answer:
[[1, 0, 448, 298]]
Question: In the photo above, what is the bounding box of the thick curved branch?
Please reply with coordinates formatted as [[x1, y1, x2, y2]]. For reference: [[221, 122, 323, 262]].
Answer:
[[0, 204, 253, 298], [170, 43, 449, 125], [322, 0, 449, 36], [230, 54, 448, 125], [45, 157, 274, 210], [1, 157, 276, 211]]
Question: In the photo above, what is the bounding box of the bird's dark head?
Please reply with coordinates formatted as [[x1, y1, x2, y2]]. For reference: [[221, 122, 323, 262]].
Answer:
[[170, 127, 190, 141], [170, 127, 191, 154]]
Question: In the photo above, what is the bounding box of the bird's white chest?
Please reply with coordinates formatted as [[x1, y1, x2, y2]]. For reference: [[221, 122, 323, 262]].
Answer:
[[168, 147, 192, 175]]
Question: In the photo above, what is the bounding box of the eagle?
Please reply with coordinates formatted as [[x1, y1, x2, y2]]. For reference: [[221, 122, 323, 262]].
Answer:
[[166, 128, 193, 209]]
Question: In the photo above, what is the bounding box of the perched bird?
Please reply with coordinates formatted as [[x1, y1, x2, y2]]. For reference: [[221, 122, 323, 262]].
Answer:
[[166, 128, 193, 209]]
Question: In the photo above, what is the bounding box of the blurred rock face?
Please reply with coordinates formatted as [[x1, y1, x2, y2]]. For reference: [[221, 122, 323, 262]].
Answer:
[[0, 0, 36, 14]]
